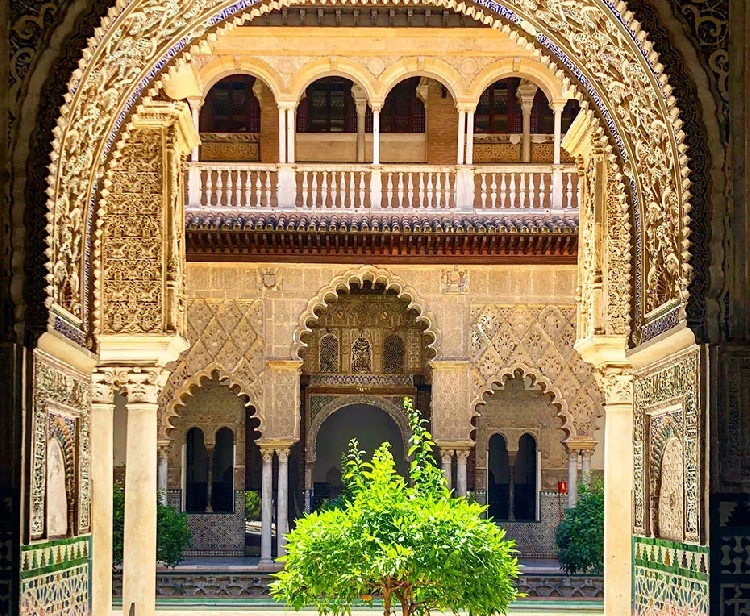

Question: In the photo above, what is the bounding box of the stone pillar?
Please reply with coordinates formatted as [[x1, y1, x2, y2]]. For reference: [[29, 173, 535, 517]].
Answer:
[[91, 372, 116, 616], [157, 441, 169, 506], [260, 447, 274, 566], [581, 449, 592, 481], [186, 97, 203, 207], [277, 103, 287, 163], [351, 85, 368, 163], [441, 450, 453, 490], [567, 448, 579, 507], [276, 447, 289, 558], [455, 449, 469, 496], [121, 370, 164, 616], [465, 110, 475, 165], [551, 101, 565, 208], [372, 107, 381, 165], [517, 81, 538, 163], [457, 109, 466, 165]]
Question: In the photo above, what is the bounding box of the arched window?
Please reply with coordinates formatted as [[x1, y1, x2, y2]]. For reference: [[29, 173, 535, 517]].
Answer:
[[319, 333, 340, 373], [211, 427, 235, 513], [186, 427, 208, 512], [297, 77, 357, 133], [488, 434, 510, 519], [475, 79, 522, 134], [381, 77, 425, 133], [200, 75, 261, 133], [351, 336, 372, 373], [514, 433, 538, 521], [383, 334, 405, 373]]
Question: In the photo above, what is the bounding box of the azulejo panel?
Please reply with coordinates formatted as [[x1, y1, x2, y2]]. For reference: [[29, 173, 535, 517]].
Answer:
[[20, 556, 89, 616]]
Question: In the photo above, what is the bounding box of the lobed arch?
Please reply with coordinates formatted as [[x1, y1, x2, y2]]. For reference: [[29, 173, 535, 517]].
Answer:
[[466, 56, 569, 108], [376, 57, 464, 106], [292, 265, 441, 360], [197, 55, 286, 102], [472, 364, 576, 439], [287, 57, 379, 106], [159, 365, 263, 441], [307, 395, 411, 465]]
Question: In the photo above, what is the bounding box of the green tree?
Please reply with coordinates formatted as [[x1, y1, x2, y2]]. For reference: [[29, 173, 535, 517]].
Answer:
[[554, 476, 604, 575], [272, 398, 520, 616], [112, 482, 192, 568]]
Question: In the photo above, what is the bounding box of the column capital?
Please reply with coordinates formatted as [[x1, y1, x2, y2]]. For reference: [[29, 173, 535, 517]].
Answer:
[[595, 368, 633, 405], [456, 101, 476, 113], [120, 367, 169, 404], [276, 447, 290, 461], [550, 99, 567, 114], [565, 437, 598, 454], [277, 100, 298, 112], [455, 448, 471, 462], [157, 440, 171, 458], [440, 450, 454, 463]]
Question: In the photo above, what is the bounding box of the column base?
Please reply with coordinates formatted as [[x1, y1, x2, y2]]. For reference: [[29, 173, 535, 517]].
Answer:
[[258, 557, 278, 569]]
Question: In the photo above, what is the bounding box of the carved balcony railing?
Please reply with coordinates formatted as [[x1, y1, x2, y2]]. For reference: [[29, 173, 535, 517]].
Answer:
[[187, 162, 579, 214]]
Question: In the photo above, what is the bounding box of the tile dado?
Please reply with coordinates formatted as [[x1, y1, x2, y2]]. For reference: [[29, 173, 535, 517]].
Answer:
[[20, 536, 90, 578], [633, 536, 709, 616]]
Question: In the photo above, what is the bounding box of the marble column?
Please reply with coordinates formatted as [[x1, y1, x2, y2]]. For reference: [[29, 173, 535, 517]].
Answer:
[[516, 81, 538, 163], [157, 442, 169, 506], [567, 449, 579, 507], [286, 106, 296, 164], [351, 85, 368, 163], [508, 453, 516, 521], [372, 108, 381, 165], [581, 449, 592, 482], [277, 104, 287, 163], [551, 102, 565, 209], [260, 448, 274, 566], [455, 449, 469, 496], [186, 97, 203, 206], [457, 109, 466, 165], [122, 379, 160, 616], [465, 110, 475, 165], [276, 448, 289, 558], [91, 374, 116, 616], [205, 446, 215, 512], [441, 450, 453, 490]]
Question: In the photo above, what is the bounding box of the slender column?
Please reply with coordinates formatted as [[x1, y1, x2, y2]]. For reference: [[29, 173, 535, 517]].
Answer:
[[187, 97, 203, 206], [122, 390, 160, 616], [516, 81, 538, 163], [187, 97, 202, 162], [276, 448, 289, 558], [351, 85, 368, 163], [457, 109, 466, 165], [286, 106, 296, 164], [552, 103, 564, 165], [441, 450, 453, 490], [278, 104, 287, 163], [455, 449, 469, 496], [600, 371, 634, 616], [465, 110, 475, 165], [581, 450, 592, 481], [157, 442, 169, 506], [205, 446, 215, 512], [507, 453, 516, 521], [91, 375, 116, 616], [372, 108, 381, 165], [259, 448, 274, 566], [567, 449, 579, 507]]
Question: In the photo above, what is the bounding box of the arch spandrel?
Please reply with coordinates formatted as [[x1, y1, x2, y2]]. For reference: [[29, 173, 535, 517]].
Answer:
[[197, 55, 287, 101], [47, 0, 690, 348], [286, 57, 379, 105], [376, 57, 464, 104]]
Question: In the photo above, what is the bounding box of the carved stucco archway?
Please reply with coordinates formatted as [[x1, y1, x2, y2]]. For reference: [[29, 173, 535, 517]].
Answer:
[[41, 0, 694, 351], [306, 394, 411, 467], [292, 264, 441, 360], [472, 364, 575, 438]]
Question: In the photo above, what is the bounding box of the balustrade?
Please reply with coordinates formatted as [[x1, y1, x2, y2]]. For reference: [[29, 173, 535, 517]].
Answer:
[[187, 162, 579, 213]]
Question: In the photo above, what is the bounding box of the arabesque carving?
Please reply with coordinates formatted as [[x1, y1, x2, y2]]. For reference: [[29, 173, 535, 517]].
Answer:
[[470, 304, 603, 438], [158, 298, 265, 438], [44, 0, 691, 345]]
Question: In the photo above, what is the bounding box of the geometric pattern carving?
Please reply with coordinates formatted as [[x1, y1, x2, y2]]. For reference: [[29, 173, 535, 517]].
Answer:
[[158, 298, 264, 438], [469, 304, 603, 437], [633, 346, 701, 543]]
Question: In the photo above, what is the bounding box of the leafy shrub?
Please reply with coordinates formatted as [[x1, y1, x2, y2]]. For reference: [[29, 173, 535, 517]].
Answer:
[[554, 476, 604, 575], [112, 482, 192, 568], [245, 490, 261, 521], [272, 398, 520, 616]]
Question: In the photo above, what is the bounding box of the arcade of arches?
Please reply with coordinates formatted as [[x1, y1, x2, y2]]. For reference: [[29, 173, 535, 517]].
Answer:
[[2, 1, 749, 616]]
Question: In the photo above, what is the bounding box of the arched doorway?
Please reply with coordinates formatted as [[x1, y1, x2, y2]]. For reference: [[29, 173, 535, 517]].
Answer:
[[313, 403, 407, 509]]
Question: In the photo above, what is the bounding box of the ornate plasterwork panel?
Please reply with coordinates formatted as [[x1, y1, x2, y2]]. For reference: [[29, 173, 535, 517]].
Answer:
[[30, 350, 90, 540], [44, 0, 691, 346], [158, 298, 265, 438], [633, 345, 701, 543], [431, 361, 471, 442], [470, 304, 603, 438]]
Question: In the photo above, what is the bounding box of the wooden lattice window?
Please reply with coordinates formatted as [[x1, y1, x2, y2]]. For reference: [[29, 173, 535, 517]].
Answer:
[[297, 77, 357, 133], [381, 77, 425, 133], [319, 333, 340, 373], [351, 336, 372, 373], [383, 334, 405, 374], [200, 75, 261, 133]]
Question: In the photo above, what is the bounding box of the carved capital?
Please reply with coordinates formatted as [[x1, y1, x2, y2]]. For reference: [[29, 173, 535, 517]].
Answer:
[[261, 448, 275, 464], [595, 368, 633, 405], [275, 448, 290, 462], [120, 367, 167, 404], [455, 449, 471, 463]]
